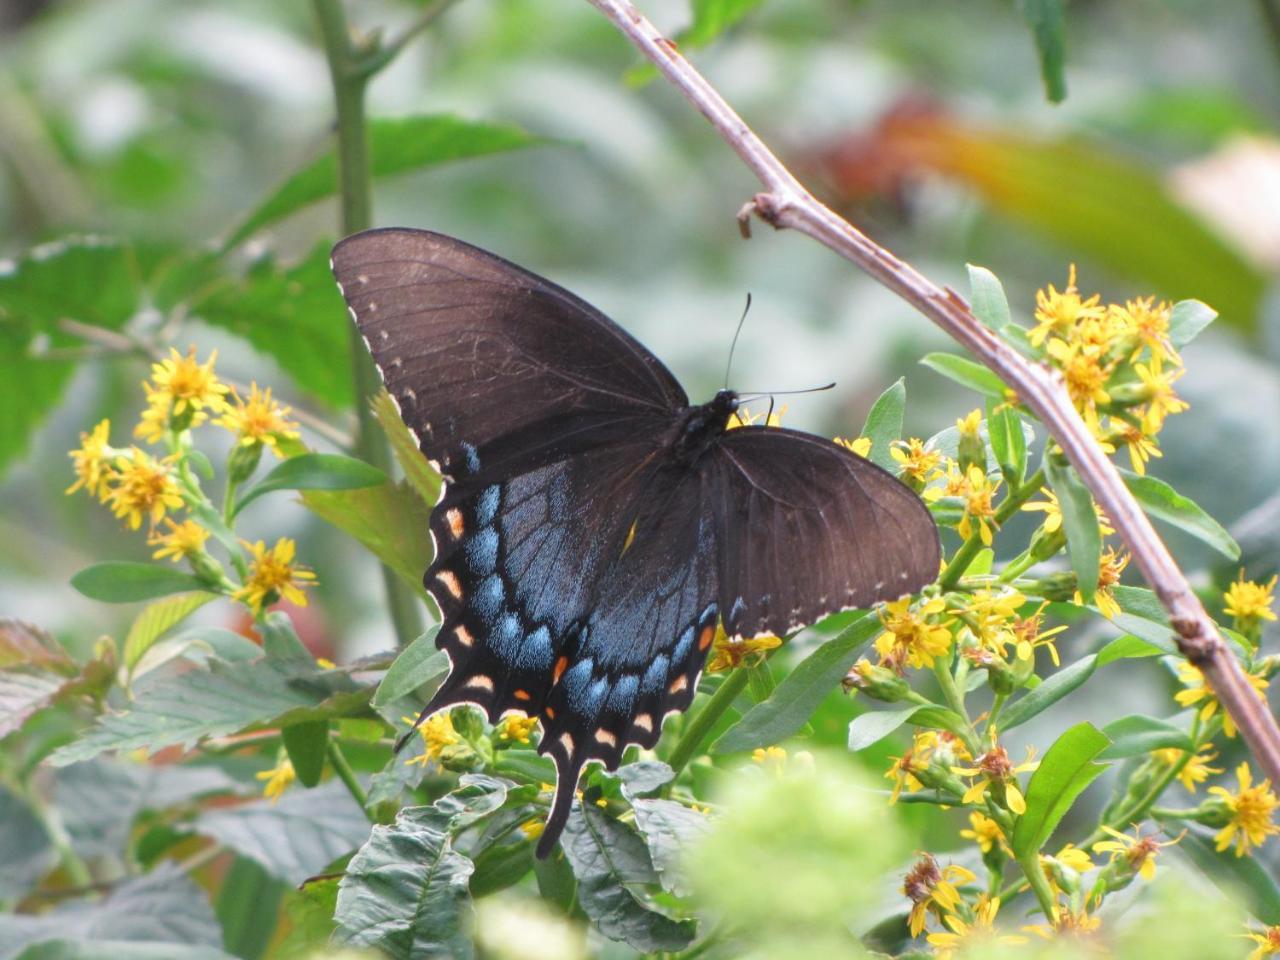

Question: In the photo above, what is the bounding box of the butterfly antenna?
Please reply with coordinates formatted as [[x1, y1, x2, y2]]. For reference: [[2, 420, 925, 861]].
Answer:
[[736, 382, 837, 403], [723, 293, 753, 389]]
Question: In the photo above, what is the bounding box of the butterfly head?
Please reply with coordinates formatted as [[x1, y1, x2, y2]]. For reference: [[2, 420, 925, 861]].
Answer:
[[672, 389, 740, 463]]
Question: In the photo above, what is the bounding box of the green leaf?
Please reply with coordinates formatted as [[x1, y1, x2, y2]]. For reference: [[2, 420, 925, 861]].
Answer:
[[47, 658, 372, 766], [281, 720, 329, 788], [1043, 455, 1100, 602], [1096, 633, 1165, 666], [1011, 722, 1109, 859], [71, 563, 210, 604], [468, 838, 535, 898], [847, 702, 927, 752], [533, 851, 577, 915], [685, 0, 766, 46], [986, 400, 1026, 484], [630, 798, 712, 897], [1121, 469, 1239, 561], [195, 780, 372, 885], [373, 390, 441, 506], [0, 863, 223, 959], [1000, 655, 1098, 730], [562, 805, 696, 953], [193, 243, 354, 407], [215, 856, 284, 960], [1099, 715, 1193, 759], [0, 621, 79, 739], [259, 610, 311, 661], [858, 378, 905, 470], [373, 627, 446, 708], [1018, 0, 1068, 102], [1168, 299, 1217, 348], [1104, 586, 1180, 656], [920, 353, 1008, 400], [0, 238, 140, 473], [123, 593, 218, 672], [966, 264, 1014, 329], [234, 453, 385, 516], [334, 776, 509, 960], [711, 614, 876, 754], [223, 116, 546, 250], [1169, 824, 1280, 924], [302, 482, 433, 605]]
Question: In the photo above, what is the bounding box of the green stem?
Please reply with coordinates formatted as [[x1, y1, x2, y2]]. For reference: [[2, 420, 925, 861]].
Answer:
[[17, 782, 93, 888], [932, 655, 977, 755], [941, 468, 1048, 589], [664, 670, 751, 785], [938, 533, 984, 590], [1016, 847, 1059, 922], [327, 740, 373, 820], [312, 0, 423, 648]]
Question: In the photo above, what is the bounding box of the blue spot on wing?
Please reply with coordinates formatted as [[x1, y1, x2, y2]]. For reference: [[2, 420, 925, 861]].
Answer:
[[517, 625, 554, 671], [475, 574, 505, 622], [672, 626, 694, 665], [466, 527, 499, 574], [604, 674, 639, 716], [641, 655, 669, 696], [475, 485, 501, 525]]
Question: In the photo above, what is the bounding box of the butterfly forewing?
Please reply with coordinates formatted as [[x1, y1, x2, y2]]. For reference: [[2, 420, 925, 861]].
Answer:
[[331, 227, 940, 858]]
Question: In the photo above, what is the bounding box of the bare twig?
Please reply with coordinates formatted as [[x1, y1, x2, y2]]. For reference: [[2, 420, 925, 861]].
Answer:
[[585, 0, 1280, 782]]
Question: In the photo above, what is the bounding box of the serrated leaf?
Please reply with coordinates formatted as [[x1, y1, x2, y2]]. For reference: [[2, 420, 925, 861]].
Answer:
[[920, 353, 1008, 399], [234, 453, 384, 516], [373, 627, 446, 708], [1168, 824, 1280, 924], [562, 804, 695, 952], [334, 776, 509, 960], [0, 621, 79, 739], [193, 243, 353, 407], [195, 780, 371, 885], [1044, 455, 1101, 602], [0, 238, 140, 472], [373, 390, 441, 506], [302, 481, 433, 604], [1099, 715, 1193, 759], [966, 264, 1014, 329], [1121, 469, 1239, 560], [1019, 0, 1067, 102], [1168, 299, 1217, 348], [630, 799, 712, 897], [14, 943, 233, 960], [0, 620, 72, 671], [0, 864, 223, 960], [47, 658, 372, 766], [711, 614, 876, 754], [223, 116, 546, 250], [281, 719, 329, 787], [71, 563, 210, 604], [858, 378, 905, 470], [1011, 722, 1109, 859], [124, 593, 218, 672]]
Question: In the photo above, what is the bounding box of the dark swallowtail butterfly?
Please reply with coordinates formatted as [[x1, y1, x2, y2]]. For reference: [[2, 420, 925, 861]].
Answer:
[[331, 228, 939, 856]]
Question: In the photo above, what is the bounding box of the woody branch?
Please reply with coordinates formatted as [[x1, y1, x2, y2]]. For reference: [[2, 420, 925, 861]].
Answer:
[[584, 0, 1280, 782]]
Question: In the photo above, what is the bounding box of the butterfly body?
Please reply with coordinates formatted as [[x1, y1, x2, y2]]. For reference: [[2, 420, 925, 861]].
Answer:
[[331, 228, 939, 856]]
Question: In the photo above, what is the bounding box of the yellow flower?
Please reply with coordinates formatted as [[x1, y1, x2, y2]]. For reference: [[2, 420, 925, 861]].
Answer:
[[1093, 824, 1179, 881], [105, 448, 185, 529], [134, 382, 173, 444], [1023, 905, 1103, 940], [956, 465, 1001, 546], [519, 818, 545, 840], [1154, 745, 1223, 793], [316, 658, 336, 669], [1209, 762, 1280, 857], [751, 745, 787, 776], [953, 588, 1024, 657], [403, 712, 460, 767], [884, 730, 968, 804], [497, 715, 539, 744], [255, 758, 296, 803], [147, 518, 210, 563], [1030, 266, 1104, 347], [217, 383, 301, 453], [66, 419, 116, 499], [728, 404, 784, 429], [927, 896, 1027, 959], [1175, 661, 1268, 739], [146, 346, 230, 417], [1244, 925, 1280, 959], [953, 745, 1039, 814], [875, 596, 953, 670], [956, 408, 982, 438], [834, 435, 872, 457], [902, 854, 977, 937], [960, 811, 1009, 855], [1050, 842, 1095, 874], [1113, 296, 1176, 364], [891, 437, 943, 484], [1075, 547, 1130, 619], [1134, 354, 1188, 434], [1011, 602, 1068, 666], [1046, 337, 1112, 426], [706, 626, 781, 673], [1223, 572, 1278, 631], [233, 538, 316, 614], [1113, 423, 1162, 476], [1021, 488, 1114, 538]]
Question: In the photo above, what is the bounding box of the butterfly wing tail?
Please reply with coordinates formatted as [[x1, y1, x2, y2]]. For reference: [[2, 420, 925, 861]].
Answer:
[[536, 749, 583, 859]]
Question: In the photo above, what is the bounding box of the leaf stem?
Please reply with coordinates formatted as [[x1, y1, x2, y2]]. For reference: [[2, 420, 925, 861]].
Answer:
[[1015, 847, 1059, 922], [312, 0, 423, 648], [664, 670, 751, 784], [327, 740, 374, 820]]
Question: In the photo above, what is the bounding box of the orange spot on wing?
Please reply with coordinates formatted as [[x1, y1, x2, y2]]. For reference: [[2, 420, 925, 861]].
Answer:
[[514, 688, 531, 701], [698, 624, 715, 651], [553, 656, 569, 684]]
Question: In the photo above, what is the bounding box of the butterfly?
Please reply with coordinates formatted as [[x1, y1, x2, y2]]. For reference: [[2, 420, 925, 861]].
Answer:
[[330, 228, 940, 856]]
